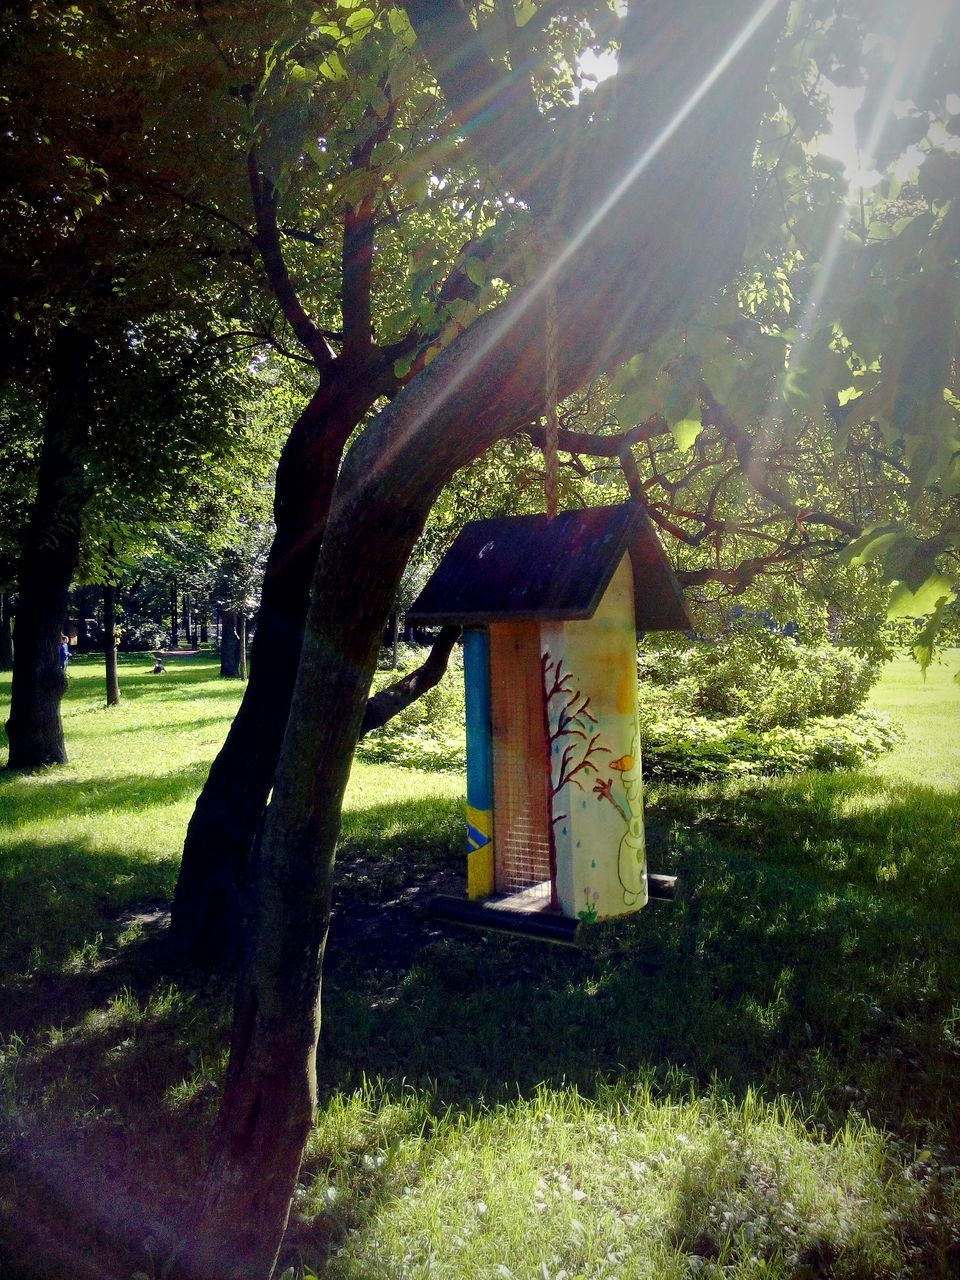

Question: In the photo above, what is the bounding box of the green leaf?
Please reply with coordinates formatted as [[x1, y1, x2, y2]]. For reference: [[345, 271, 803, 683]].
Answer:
[[841, 526, 900, 566], [464, 258, 487, 288], [887, 571, 953, 619], [669, 415, 702, 452], [918, 151, 960, 205], [318, 52, 348, 81], [345, 7, 375, 32]]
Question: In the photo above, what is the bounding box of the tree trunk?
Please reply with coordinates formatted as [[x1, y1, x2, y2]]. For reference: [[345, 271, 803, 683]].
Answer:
[[5, 326, 93, 770], [170, 581, 179, 650], [238, 614, 247, 682], [220, 609, 240, 678], [183, 590, 194, 648], [182, 5, 783, 1267], [390, 611, 399, 669], [104, 583, 120, 707], [172, 370, 385, 969], [200, 613, 209, 644], [0, 590, 13, 671]]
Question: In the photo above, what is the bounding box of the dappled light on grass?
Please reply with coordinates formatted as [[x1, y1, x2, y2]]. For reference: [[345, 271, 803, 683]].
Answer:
[[297, 1081, 953, 1280]]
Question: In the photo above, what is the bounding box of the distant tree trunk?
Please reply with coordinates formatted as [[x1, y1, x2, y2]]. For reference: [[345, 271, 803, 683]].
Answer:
[[390, 611, 399, 669], [183, 591, 194, 648], [5, 325, 93, 770], [104, 583, 120, 707], [0, 591, 13, 671], [238, 614, 248, 682], [220, 610, 240, 678], [170, 581, 178, 650], [199, 613, 209, 644]]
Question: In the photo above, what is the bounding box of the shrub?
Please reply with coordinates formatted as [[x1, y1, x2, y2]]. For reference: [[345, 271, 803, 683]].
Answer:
[[117, 616, 169, 652], [636, 625, 898, 780], [638, 627, 881, 729]]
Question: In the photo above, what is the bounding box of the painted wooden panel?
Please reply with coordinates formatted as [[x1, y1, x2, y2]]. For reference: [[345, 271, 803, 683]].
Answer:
[[463, 628, 494, 898], [541, 554, 646, 920], [488, 621, 553, 901]]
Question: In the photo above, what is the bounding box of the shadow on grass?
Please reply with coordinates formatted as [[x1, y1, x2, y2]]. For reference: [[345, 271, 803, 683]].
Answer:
[[0, 911, 232, 1280], [0, 761, 211, 831], [661, 771, 960, 915], [316, 773, 960, 1146], [3, 767, 960, 1278], [0, 831, 183, 1006]]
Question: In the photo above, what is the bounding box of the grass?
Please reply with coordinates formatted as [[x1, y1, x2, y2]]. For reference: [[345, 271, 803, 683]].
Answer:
[[0, 649, 959, 1278]]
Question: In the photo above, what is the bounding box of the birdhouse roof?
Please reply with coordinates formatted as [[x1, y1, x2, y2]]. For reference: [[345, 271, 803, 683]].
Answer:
[[407, 503, 691, 631]]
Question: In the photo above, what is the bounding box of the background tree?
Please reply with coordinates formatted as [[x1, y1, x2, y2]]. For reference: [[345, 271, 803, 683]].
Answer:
[[0, 0, 263, 766]]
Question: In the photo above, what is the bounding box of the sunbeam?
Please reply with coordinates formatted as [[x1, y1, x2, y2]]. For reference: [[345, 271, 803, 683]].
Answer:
[[358, 0, 787, 491], [786, 0, 949, 385]]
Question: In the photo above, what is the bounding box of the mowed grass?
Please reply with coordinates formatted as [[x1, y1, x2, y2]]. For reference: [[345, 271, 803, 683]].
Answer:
[[0, 650, 959, 1279]]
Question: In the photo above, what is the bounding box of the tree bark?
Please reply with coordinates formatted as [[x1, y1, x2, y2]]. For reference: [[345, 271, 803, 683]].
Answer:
[[5, 325, 93, 770], [220, 609, 240, 678], [181, 4, 785, 1269], [238, 613, 247, 682], [104, 583, 120, 706], [0, 591, 13, 671], [183, 590, 193, 649], [171, 368, 383, 968]]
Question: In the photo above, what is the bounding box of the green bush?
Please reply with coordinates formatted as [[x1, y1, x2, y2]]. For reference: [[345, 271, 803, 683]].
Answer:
[[637, 703, 902, 782], [636, 626, 898, 780], [637, 627, 881, 729], [356, 647, 466, 773]]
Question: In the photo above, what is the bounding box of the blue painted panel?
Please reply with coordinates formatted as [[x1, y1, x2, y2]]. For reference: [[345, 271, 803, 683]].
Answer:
[[463, 628, 493, 816]]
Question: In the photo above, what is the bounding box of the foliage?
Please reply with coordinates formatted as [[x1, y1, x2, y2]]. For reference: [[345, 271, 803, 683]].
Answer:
[[634, 625, 896, 780], [357, 649, 466, 773], [639, 706, 901, 782], [638, 626, 881, 728]]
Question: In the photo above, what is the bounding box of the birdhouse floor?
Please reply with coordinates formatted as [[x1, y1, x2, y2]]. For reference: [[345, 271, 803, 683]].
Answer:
[[482, 880, 555, 914]]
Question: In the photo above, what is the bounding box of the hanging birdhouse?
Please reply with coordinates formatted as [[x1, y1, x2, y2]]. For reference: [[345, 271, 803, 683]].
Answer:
[[407, 503, 691, 943]]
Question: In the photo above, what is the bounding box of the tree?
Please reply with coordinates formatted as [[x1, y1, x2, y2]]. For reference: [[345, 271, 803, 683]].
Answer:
[[175, 2, 799, 1274], [0, 0, 262, 765], [170, 0, 504, 963]]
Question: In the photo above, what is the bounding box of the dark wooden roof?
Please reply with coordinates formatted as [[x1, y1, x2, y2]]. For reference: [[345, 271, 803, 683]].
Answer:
[[407, 503, 691, 631]]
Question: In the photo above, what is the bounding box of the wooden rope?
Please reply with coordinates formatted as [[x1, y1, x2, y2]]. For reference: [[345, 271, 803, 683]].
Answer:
[[542, 124, 577, 519]]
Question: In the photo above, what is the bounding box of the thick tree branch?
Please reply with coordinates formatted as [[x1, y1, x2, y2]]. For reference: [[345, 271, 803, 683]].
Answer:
[[527, 413, 669, 457], [358, 625, 461, 737], [343, 89, 398, 361], [248, 155, 335, 369]]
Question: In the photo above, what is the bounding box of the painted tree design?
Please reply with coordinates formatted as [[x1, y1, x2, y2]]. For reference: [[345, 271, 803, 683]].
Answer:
[[541, 652, 610, 824]]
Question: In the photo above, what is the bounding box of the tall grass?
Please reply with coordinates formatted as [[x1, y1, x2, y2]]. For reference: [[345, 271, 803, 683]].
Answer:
[[0, 650, 958, 1278]]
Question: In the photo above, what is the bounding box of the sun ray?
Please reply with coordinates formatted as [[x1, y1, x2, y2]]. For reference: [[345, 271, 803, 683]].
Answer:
[[357, 0, 787, 489]]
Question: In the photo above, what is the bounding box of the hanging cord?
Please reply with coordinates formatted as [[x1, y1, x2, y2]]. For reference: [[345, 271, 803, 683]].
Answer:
[[542, 124, 577, 519]]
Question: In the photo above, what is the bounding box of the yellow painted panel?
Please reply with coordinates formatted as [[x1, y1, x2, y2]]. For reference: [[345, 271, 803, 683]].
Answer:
[[467, 843, 495, 899], [541, 554, 647, 921]]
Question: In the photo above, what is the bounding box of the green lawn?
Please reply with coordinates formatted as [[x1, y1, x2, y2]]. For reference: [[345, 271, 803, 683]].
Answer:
[[1, 651, 959, 1279], [868, 653, 960, 790]]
